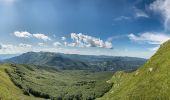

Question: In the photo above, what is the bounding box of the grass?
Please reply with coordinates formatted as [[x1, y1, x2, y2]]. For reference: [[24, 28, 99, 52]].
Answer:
[[0, 64, 42, 100], [5, 64, 113, 100], [97, 40, 170, 100]]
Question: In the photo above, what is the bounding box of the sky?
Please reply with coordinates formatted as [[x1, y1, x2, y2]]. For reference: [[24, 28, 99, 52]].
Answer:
[[0, 0, 170, 58]]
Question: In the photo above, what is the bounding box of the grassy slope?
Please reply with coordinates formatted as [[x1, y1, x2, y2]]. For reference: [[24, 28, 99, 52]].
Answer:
[[98, 40, 170, 100], [0, 64, 42, 100]]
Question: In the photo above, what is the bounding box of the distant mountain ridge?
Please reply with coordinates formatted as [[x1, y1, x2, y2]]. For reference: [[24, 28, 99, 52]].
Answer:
[[4, 52, 146, 71]]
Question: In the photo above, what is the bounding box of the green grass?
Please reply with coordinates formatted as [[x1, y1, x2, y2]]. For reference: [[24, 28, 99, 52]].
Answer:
[[0, 64, 42, 100], [6, 64, 113, 100], [98, 40, 170, 100]]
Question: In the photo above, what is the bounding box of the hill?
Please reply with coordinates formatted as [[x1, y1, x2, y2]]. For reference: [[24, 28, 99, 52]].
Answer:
[[98, 40, 170, 100], [4, 52, 146, 71], [5, 64, 113, 99], [0, 64, 42, 100]]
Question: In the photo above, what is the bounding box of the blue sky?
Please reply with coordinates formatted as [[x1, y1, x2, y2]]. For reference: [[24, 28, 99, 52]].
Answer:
[[0, 0, 170, 58]]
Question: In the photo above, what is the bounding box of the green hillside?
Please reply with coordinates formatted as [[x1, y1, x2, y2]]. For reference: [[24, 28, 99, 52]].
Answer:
[[0, 64, 42, 100], [98, 40, 170, 100], [4, 64, 113, 100]]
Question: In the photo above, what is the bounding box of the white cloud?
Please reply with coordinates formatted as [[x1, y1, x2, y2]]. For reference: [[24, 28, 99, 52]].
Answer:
[[114, 16, 130, 21], [33, 33, 51, 41], [61, 37, 66, 41], [105, 41, 113, 49], [38, 43, 44, 47], [19, 43, 32, 48], [53, 42, 62, 47], [14, 31, 51, 41], [2, 44, 15, 49], [150, 0, 170, 30], [135, 9, 149, 18], [0, 44, 33, 54], [128, 32, 170, 44], [68, 43, 77, 47], [64, 42, 68, 46], [14, 31, 32, 38], [70, 33, 113, 49]]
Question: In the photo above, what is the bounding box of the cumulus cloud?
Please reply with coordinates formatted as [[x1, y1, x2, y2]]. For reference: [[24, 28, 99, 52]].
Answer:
[[105, 41, 113, 49], [150, 0, 170, 30], [14, 31, 51, 41], [33, 33, 51, 41], [53, 42, 62, 47], [14, 31, 32, 38], [128, 32, 170, 44], [70, 33, 113, 49]]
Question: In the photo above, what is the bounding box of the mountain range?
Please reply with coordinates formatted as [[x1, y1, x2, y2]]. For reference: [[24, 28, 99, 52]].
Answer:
[[4, 52, 146, 71]]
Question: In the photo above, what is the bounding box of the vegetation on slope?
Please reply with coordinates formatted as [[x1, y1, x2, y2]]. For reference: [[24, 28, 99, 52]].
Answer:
[[0, 64, 42, 100], [6, 64, 113, 100], [98, 40, 170, 100]]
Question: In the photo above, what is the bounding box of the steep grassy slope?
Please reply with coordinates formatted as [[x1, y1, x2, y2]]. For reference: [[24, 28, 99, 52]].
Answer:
[[0, 64, 42, 100], [6, 64, 113, 100], [98, 40, 170, 100]]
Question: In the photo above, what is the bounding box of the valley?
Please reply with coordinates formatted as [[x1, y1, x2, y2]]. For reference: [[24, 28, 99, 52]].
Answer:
[[0, 52, 146, 100], [0, 0, 169, 99], [6, 64, 113, 99]]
